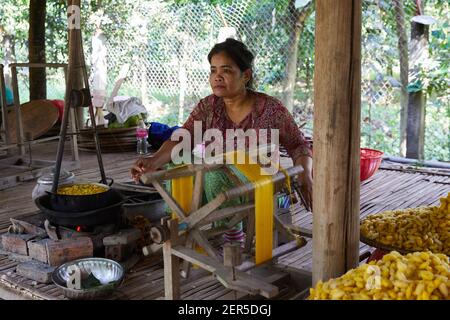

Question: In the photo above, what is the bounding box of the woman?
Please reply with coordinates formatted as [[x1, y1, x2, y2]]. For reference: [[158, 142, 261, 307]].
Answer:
[[131, 38, 313, 244]]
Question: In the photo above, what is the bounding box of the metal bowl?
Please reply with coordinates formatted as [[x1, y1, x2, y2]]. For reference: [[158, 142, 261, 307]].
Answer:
[[52, 258, 124, 300]]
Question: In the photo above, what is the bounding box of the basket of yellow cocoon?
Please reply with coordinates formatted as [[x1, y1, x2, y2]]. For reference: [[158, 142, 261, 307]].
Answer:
[[360, 192, 450, 255], [309, 251, 449, 300]]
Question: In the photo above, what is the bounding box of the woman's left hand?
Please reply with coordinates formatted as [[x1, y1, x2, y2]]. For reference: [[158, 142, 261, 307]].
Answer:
[[297, 171, 313, 212]]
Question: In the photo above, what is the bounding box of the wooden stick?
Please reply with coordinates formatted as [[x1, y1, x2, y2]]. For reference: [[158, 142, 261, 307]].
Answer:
[[141, 164, 223, 184], [183, 193, 227, 228], [199, 204, 254, 226], [191, 229, 220, 260], [180, 234, 194, 279], [113, 183, 158, 194], [152, 181, 186, 220], [0, 65, 11, 148], [225, 211, 250, 230], [223, 165, 304, 200], [163, 219, 180, 300], [191, 170, 204, 212], [244, 210, 255, 254]]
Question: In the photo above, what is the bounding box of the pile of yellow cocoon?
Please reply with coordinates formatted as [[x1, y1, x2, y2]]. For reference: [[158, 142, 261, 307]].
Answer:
[[309, 251, 449, 300]]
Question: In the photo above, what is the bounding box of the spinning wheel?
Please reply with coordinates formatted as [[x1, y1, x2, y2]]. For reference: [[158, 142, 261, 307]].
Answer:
[[140, 153, 308, 299]]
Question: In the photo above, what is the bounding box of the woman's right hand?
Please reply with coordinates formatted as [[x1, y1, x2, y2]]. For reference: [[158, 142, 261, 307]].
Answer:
[[131, 157, 158, 183]]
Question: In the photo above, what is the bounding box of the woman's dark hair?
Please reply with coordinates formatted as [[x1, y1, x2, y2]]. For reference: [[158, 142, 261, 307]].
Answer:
[[208, 38, 255, 89]]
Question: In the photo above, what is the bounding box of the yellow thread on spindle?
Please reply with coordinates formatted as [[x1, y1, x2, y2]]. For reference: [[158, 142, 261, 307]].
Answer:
[[229, 151, 279, 264], [171, 175, 193, 218]]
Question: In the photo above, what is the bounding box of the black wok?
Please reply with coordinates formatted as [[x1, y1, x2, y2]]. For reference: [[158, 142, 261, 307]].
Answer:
[[47, 179, 123, 213], [35, 194, 124, 227]]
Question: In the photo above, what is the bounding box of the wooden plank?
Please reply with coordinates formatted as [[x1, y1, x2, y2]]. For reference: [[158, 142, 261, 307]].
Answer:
[[0, 273, 58, 300], [185, 282, 223, 300], [0, 261, 19, 272]]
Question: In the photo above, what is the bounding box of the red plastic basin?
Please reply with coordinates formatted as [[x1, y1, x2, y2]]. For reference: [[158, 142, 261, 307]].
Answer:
[[360, 148, 383, 182]]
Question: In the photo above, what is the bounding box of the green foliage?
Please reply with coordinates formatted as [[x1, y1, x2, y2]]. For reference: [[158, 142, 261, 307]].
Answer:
[[173, 0, 234, 5], [361, 102, 401, 156], [424, 96, 450, 160]]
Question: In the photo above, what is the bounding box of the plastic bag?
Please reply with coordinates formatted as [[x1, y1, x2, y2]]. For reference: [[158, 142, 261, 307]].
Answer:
[[107, 96, 147, 124]]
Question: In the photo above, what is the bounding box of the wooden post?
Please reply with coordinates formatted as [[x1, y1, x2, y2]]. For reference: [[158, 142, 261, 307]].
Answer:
[[10, 66, 25, 155], [312, 0, 361, 284], [393, 0, 409, 157], [406, 20, 428, 160], [0, 65, 11, 149], [163, 219, 180, 300], [29, 0, 47, 100]]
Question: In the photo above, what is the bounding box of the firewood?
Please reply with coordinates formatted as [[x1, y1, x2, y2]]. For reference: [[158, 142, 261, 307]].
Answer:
[[1, 233, 36, 255]]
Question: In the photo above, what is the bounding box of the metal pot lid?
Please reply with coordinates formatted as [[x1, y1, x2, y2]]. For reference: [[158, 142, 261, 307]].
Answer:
[[37, 168, 75, 184]]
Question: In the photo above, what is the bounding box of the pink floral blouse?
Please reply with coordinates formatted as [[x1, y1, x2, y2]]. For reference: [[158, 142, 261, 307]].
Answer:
[[182, 91, 312, 161]]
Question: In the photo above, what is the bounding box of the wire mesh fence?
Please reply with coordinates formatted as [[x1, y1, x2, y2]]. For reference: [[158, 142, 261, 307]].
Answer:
[[2, 0, 448, 161]]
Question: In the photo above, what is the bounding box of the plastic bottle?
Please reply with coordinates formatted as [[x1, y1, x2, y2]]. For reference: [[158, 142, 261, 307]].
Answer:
[[136, 120, 149, 155]]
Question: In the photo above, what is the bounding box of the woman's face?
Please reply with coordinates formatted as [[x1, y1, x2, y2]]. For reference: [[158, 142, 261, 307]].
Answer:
[[209, 51, 250, 98]]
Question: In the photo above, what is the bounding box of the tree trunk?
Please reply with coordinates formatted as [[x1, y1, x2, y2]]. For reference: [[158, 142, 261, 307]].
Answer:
[[313, 0, 361, 284], [406, 14, 428, 159], [406, 89, 425, 159], [393, 0, 409, 157], [29, 0, 47, 100], [281, 0, 315, 113]]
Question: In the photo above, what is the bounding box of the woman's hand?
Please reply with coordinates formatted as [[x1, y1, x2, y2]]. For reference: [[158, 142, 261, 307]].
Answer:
[[130, 140, 179, 183], [297, 171, 313, 211], [131, 157, 158, 183]]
